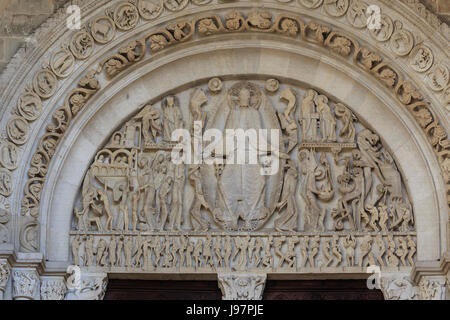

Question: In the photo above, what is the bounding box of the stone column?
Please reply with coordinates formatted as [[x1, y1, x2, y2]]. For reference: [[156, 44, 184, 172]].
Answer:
[[12, 269, 40, 300], [0, 259, 10, 300], [65, 271, 108, 300], [218, 273, 267, 300], [40, 276, 67, 300]]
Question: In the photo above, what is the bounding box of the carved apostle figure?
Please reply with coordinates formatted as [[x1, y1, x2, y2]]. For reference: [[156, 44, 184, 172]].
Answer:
[[300, 89, 319, 141], [274, 160, 299, 232], [315, 94, 337, 142], [162, 95, 183, 142]]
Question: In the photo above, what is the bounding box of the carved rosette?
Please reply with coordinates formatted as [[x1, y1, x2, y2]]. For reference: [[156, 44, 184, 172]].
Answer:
[[218, 273, 267, 300], [12, 269, 39, 300]]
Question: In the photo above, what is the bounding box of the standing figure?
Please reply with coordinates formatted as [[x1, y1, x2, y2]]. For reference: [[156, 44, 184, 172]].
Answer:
[[163, 236, 173, 268], [376, 235, 386, 267], [300, 90, 319, 141], [96, 239, 107, 266], [72, 235, 82, 266], [116, 235, 124, 267], [316, 94, 337, 142], [247, 237, 256, 266], [262, 236, 273, 269], [158, 176, 173, 231], [406, 235, 416, 266], [85, 236, 94, 267], [153, 236, 162, 268], [322, 238, 333, 267], [274, 160, 299, 232], [378, 203, 389, 232], [178, 235, 188, 267], [213, 236, 223, 268], [300, 236, 309, 268], [253, 237, 264, 268], [343, 235, 356, 267], [275, 236, 287, 268], [285, 236, 299, 268], [386, 235, 399, 267], [185, 240, 194, 268], [162, 95, 184, 142], [367, 205, 380, 232], [396, 237, 408, 266], [188, 165, 211, 231], [189, 88, 208, 133], [331, 235, 342, 267], [359, 235, 374, 267], [309, 236, 320, 268], [134, 104, 161, 145], [109, 235, 117, 267], [171, 238, 179, 268], [234, 236, 250, 270], [139, 157, 157, 230], [224, 236, 232, 268], [143, 239, 152, 270], [169, 164, 185, 230], [133, 234, 144, 268], [97, 188, 113, 231], [203, 235, 214, 268], [334, 103, 356, 142], [124, 237, 133, 268], [131, 191, 140, 232], [193, 238, 203, 269]]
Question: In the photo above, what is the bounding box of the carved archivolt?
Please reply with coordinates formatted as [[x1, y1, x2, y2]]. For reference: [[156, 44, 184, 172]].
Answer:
[[0, 1, 445, 256], [68, 79, 417, 276]]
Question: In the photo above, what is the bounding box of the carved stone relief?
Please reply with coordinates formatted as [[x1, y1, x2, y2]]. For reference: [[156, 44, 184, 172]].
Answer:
[[0, 6, 440, 260], [0, 260, 10, 300], [40, 279, 67, 300], [218, 273, 266, 300], [65, 272, 108, 300], [69, 79, 417, 278], [12, 270, 39, 300]]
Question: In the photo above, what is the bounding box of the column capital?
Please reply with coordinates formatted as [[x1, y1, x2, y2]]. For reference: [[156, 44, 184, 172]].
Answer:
[[65, 271, 108, 300], [0, 259, 10, 299], [40, 276, 67, 300], [12, 268, 40, 300], [218, 272, 267, 300]]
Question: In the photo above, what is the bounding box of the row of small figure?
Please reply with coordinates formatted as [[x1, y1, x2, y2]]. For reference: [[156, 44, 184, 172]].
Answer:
[[71, 233, 417, 270]]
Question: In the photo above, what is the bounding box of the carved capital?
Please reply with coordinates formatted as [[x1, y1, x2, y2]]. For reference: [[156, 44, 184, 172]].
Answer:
[[218, 273, 267, 300], [12, 269, 40, 300], [417, 277, 447, 300], [65, 272, 108, 300], [380, 273, 418, 300], [40, 277, 67, 300], [0, 259, 10, 299]]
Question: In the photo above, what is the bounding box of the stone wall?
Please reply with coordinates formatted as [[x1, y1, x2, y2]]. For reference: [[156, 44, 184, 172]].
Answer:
[[0, 0, 68, 72]]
